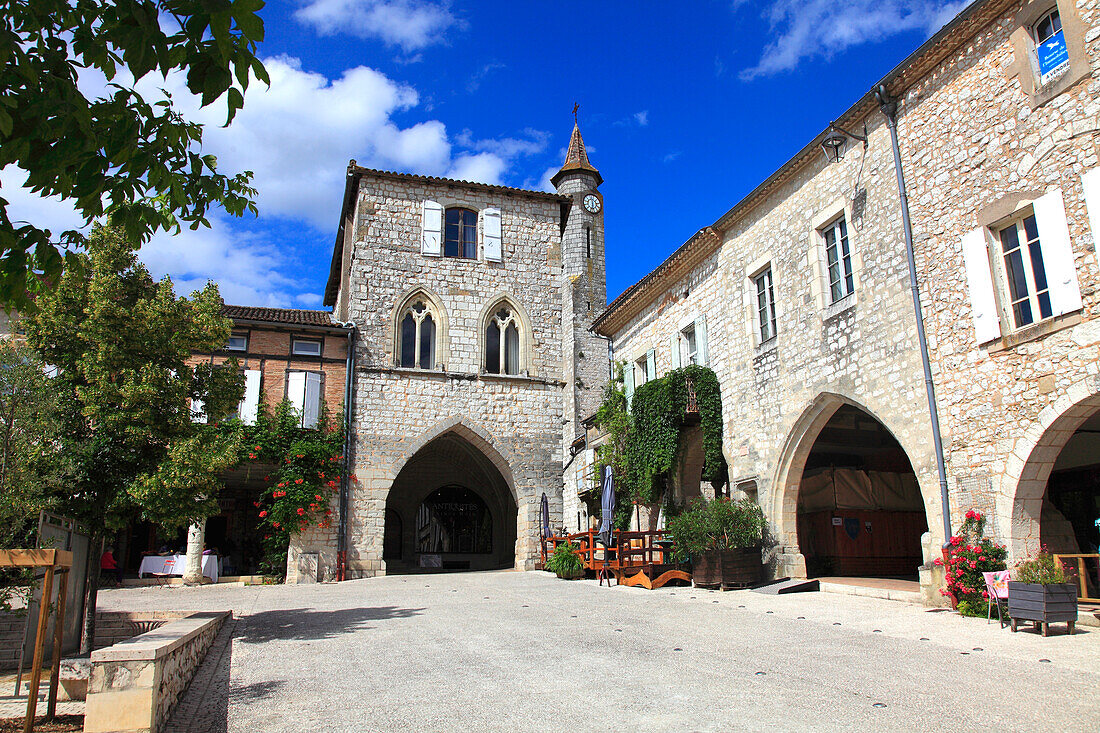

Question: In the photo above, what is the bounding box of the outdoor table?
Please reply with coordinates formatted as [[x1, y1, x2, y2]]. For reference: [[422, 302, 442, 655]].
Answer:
[[137, 554, 218, 582]]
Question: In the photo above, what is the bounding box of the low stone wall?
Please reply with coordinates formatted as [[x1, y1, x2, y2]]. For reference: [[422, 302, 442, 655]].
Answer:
[[94, 610, 193, 650], [84, 611, 229, 733]]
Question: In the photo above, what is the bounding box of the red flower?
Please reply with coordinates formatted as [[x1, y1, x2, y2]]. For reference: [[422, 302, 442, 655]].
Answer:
[[273, 522, 280, 528], [248, 453, 256, 459], [950, 536, 961, 546], [295, 478, 303, 484], [254, 445, 261, 451], [325, 509, 332, 515], [297, 507, 305, 516], [253, 501, 261, 508], [264, 476, 270, 482], [259, 510, 268, 518], [296, 454, 304, 458], [319, 472, 325, 479], [315, 494, 323, 501], [264, 534, 271, 540]]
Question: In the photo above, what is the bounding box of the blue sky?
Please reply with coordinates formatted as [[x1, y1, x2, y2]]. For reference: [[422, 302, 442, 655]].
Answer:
[[7, 0, 972, 308]]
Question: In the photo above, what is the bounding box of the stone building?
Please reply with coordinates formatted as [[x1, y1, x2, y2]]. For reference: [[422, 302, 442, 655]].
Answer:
[[309, 125, 609, 579], [592, 0, 1100, 600], [121, 306, 351, 578]]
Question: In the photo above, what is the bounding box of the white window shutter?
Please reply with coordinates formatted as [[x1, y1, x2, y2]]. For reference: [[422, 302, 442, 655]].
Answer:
[[624, 365, 634, 410], [422, 200, 443, 256], [695, 315, 708, 366], [287, 371, 306, 422], [646, 349, 656, 380], [670, 334, 681, 369], [1083, 168, 1100, 246], [190, 398, 206, 424], [239, 369, 261, 426], [303, 372, 322, 429], [961, 227, 1001, 344], [483, 208, 502, 262], [1034, 188, 1082, 317]]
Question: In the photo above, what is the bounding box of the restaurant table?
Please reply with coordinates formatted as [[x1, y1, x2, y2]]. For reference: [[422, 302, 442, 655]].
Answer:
[[137, 554, 218, 582]]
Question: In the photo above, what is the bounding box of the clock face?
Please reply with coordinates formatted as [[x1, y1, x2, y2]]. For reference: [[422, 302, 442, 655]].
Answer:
[[582, 193, 602, 214]]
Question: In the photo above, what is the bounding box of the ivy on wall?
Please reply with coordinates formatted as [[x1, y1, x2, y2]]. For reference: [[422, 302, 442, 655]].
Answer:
[[595, 363, 725, 507]]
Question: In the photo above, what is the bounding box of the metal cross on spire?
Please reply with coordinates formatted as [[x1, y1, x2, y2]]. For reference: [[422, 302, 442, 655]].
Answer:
[[572, 102, 579, 124]]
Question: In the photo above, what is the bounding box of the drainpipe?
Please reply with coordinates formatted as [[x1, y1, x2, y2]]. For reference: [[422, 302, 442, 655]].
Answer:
[[875, 84, 953, 548], [335, 321, 356, 581]]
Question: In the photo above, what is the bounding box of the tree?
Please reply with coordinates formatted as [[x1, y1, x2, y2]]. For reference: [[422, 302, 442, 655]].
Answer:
[[24, 224, 244, 650], [0, 0, 268, 308], [0, 341, 74, 611]]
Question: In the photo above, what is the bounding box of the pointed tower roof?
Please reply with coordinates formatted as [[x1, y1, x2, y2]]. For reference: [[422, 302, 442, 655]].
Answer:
[[551, 123, 602, 188]]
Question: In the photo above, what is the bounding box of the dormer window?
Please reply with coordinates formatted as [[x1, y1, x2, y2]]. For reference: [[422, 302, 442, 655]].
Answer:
[[444, 208, 478, 259]]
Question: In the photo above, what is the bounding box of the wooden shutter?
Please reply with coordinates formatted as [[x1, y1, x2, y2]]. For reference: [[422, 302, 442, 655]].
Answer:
[[190, 398, 206, 424], [961, 227, 1001, 344], [670, 334, 681, 369], [239, 369, 261, 426], [624, 364, 635, 410], [303, 372, 322, 429], [646, 349, 656, 380], [483, 208, 502, 262], [1034, 188, 1082, 317], [287, 371, 306, 424], [1084, 168, 1100, 245], [422, 200, 443, 256], [695, 315, 708, 366]]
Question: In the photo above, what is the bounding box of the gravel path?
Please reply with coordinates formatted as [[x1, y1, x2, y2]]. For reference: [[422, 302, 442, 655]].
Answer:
[[98, 572, 1100, 732]]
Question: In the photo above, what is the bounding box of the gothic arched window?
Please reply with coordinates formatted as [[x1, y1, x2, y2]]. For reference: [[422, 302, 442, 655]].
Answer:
[[398, 299, 437, 369], [485, 305, 521, 375]]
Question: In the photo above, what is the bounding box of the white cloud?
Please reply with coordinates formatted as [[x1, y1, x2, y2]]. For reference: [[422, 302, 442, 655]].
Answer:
[[294, 0, 460, 51], [634, 111, 649, 126], [9, 55, 541, 307], [662, 151, 682, 164], [740, 0, 973, 79]]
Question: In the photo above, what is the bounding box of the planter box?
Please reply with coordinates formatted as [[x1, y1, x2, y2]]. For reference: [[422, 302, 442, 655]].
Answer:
[[1007, 581, 1077, 636], [557, 568, 583, 580], [693, 547, 761, 590]]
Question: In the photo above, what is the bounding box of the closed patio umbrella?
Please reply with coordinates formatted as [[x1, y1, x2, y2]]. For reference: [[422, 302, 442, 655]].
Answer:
[[540, 492, 551, 540], [598, 465, 615, 548]]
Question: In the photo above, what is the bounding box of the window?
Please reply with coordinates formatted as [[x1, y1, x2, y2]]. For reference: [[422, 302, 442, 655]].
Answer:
[[1033, 7, 1068, 84], [444, 208, 478, 259], [226, 333, 247, 351], [997, 213, 1051, 328], [755, 267, 777, 342], [287, 371, 322, 428], [586, 228, 592, 259], [291, 338, 322, 357], [679, 325, 697, 366], [822, 216, 854, 303], [398, 299, 436, 369], [485, 306, 520, 375], [237, 369, 261, 425], [633, 349, 655, 386]]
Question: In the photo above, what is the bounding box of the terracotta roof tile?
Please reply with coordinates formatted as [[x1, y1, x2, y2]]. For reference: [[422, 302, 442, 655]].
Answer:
[[221, 305, 341, 327]]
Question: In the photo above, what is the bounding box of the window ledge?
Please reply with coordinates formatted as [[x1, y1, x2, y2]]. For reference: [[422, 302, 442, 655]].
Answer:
[[753, 337, 778, 359], [822, 293, 856, 321], [984, 310, 1083, 353], [364, 365, 563, 387]]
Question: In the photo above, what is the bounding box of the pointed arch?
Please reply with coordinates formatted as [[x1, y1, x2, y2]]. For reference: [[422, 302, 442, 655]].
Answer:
[[391, 286, 448, 370], [477, 293, 534, 377], [388, 416, 517, 502]]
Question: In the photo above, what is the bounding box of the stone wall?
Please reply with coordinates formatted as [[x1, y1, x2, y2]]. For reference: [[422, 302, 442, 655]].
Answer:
[[84, 611, 228, 733], [93, 610, 193, 651], [899, 0, 1100, 559]]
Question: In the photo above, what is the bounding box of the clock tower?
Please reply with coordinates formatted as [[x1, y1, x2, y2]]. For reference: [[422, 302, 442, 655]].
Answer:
[[553, 121, 609, 456]]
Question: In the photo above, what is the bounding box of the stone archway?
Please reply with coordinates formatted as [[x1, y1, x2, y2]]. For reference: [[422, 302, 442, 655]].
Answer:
[[383, 428, 518, 572], [1000, 378, 1100, 561], [771, 393, 934, 579]]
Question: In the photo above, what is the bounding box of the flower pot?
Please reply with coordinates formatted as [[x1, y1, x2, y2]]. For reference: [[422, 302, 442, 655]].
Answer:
[[557, 567, 583, 580], [693, 547, 761, 590], [1007, 581, 1078, 636]]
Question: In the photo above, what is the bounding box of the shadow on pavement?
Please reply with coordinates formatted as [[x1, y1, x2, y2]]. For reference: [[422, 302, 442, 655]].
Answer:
[[234, 606, 424, 644]]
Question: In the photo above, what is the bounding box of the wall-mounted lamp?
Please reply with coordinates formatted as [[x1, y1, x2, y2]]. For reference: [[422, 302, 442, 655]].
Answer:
[[820, 123, 868, 163]]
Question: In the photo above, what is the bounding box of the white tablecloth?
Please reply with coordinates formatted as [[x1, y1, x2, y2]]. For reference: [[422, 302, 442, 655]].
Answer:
[[138, 554, 218, 582]]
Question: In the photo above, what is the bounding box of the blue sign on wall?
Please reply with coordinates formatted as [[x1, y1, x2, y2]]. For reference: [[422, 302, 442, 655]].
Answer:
[[1037, 31, 1069, 83]]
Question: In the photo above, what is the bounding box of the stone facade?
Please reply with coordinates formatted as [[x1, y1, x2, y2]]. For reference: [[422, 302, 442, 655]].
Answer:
[[311, 138, 607, 578], [897, 0, 1100, 559], [593, 0, 1100, 598]]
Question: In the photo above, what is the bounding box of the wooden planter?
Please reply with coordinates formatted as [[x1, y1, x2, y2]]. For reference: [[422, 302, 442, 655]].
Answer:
[[693, 547, 761, 590], [557, 567, 584, 580], [1007, 581, 1078, 636]]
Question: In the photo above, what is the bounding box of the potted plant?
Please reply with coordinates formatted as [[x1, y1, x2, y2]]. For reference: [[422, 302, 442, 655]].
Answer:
[[545, 540, 585, 580], [667, 497, 765, 590], [932, 510, 1007, 615], [1008, 550, 1078, 636]]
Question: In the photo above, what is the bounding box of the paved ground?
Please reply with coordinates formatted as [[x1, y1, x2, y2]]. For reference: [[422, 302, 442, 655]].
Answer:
[[98, 572, 1100, 733]]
